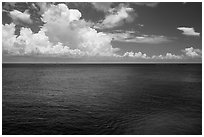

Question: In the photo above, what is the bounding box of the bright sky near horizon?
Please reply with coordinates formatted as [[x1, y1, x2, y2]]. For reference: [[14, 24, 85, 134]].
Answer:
[[2, 2, 202, 63]]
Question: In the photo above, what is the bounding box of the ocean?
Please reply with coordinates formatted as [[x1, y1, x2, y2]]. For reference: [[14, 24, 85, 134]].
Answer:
[[2, 64, 202, 135]]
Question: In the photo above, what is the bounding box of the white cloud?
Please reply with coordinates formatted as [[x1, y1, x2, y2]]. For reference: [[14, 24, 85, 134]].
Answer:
[[95, 4, 137, 29], [41, 4, 118, 56], [120, 47, 202, 60], [177, 27, 200, 36], [2, 23, 17, 55], [15, 27, 52, 55], [3, 3, 119, 57], [152, 53, 183, 60], [42, 4, 82, 23], [3, 23, 53, 55], [9, 9, 33, 25], [123, 51, 150, 59], [181, 47, 202, 58], [123, 51, 183, 60], [3, 23, 89, 57], [151, 48, 202, 60]]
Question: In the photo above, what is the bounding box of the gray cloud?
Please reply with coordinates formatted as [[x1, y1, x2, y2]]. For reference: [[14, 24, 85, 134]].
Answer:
[[134, 2, 159, 7]]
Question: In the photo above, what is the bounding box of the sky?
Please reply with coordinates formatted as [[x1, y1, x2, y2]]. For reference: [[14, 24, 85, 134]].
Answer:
[[2, 2, 202, 63]]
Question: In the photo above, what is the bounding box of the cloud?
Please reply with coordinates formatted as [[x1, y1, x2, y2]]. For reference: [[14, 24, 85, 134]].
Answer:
[[3, 23, 201, 60], [95, 4, 137, 29], [91, 2, 159, 12], [177, 27, 200, 36], [109, 31, 171, 44], [3, 3, 201, 62], [181, 47, 202, 58], [152, 53, 183, 60], [123, 51, 150, 59], [9, 9, 33, 25], [3, 3, 119, 57], [120, 47, 201, 60], [3, 23, 53, 55], [2, 23, 17, 55], [42, 4, 82, 23], [2, 23, 99, 57], [151, 48, 202, 60], [41, 4, 118, 56], [134, 2, 159, 7], [92, 2, 112, 12], [35, 2, 52, 15], [122, 51, 183, 60], [118, 35, 170, 44]]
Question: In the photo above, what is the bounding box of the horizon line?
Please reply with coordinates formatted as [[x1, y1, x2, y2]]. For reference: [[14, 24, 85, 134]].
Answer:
[[2, 62, 202, 64]]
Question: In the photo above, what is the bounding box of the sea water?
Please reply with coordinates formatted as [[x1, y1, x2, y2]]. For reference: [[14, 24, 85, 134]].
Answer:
[[2, 64, 202, 135]]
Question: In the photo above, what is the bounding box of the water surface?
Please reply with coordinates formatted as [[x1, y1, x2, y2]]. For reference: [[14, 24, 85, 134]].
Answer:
[[2, 64, 202, 135]]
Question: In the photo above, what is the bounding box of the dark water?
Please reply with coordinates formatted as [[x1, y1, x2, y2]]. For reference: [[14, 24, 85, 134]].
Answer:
[[2, 64, 202, 135]]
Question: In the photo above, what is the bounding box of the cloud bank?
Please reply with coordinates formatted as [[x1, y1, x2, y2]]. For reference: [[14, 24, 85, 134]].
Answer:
[[121, 47, 201, 60]]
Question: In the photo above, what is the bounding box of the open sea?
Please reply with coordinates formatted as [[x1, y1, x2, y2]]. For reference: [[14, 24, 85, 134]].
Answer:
[[2, 64, 202, 135]]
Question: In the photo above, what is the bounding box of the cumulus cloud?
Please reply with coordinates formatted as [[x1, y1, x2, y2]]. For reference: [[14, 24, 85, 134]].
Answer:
[[181, 47, 202, 58], [3, 23, 53, 55], [120, 47, 201, 60], [92, 2, 112, 12], [41, 4, 118, 56], [3, 23, 99, 57], [2, 23, 17, 55], [177, 27, 200, 36], [123, 51, 150, 59], [9, 9, 33, 25], [122, 51, 183, 60], [95, 4, 137, 29], [151, 48, 202, 60], [3, 3, 119, 57], [152, 53, 183, 60]]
